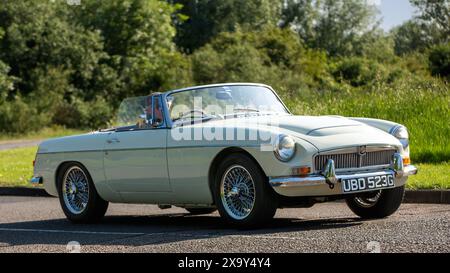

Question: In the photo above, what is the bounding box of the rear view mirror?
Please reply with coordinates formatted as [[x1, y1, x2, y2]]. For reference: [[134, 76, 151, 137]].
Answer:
[[216, 91, 232, 100]]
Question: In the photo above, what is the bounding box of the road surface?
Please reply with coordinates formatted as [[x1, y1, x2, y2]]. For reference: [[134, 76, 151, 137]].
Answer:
[[0, 139, 42, 151], [0, 196, 448, 253]]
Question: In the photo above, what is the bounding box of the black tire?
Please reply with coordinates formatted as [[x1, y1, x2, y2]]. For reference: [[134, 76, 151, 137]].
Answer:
[[57, 162, 109, 223], [213, 153, 278, 227], [185, 208, 217, 215], [345, 186, 405, 219]]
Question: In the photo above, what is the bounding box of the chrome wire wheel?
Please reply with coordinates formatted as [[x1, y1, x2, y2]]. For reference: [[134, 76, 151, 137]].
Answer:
[[220, 165, 256, 220], [354, 191, 382, 208], [62, 166, 89, 215]]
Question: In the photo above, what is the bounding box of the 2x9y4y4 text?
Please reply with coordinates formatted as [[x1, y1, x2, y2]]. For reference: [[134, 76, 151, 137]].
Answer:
[[178, 257, 271, 271]]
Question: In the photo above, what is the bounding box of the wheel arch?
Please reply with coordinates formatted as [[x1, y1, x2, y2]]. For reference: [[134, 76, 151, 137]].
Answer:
[[208, 147, 267, 204]]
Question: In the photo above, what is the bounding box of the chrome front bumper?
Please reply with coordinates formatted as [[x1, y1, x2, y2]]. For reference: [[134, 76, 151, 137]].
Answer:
[[270, 156, 418, 197]]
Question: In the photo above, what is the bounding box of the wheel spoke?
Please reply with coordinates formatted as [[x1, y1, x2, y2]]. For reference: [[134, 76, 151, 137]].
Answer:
[[220, 165, 256, 220], [62, 166, 89, 215]]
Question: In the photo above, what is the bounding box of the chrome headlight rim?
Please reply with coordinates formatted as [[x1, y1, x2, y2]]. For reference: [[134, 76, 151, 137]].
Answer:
[[273, 134, 296, 162], [390, 125, 409, 148]]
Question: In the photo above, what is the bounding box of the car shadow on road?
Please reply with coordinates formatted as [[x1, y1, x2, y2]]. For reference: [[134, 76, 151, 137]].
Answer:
[[0, 213, 364, 248]]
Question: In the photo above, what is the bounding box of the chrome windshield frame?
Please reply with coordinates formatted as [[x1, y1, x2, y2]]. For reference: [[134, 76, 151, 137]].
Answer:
[[160, 83, 291, 129]]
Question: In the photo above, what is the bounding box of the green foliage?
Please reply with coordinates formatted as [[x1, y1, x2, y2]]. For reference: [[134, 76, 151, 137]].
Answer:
[[428, 43, 450, 79], [394, 0, 449, 55], [191, 27, 333, 96], [0, 61, 14, 102], [72, 0, 186, 99], [171, 0, 281, 51], [52, 96, 112, 129], [392, 20, 439, 55], [281, 0, 379, 56], [0, 96, 50, 134], [410, 0, 450, 41]]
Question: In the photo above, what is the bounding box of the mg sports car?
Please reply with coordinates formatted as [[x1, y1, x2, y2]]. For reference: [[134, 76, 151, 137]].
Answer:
[[31, 83, 417, 227]]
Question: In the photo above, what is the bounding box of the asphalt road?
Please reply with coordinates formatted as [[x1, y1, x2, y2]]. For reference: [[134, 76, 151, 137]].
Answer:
[[0, 196, 448, 253], [0, 139, 42, 151]]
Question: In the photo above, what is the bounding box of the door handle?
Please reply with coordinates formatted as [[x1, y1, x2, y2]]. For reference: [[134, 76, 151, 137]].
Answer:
[[106, 138, 120, 144]]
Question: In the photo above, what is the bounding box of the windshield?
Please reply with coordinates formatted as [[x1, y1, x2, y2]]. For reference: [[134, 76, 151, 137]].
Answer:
[[166, 85, 288, 123]]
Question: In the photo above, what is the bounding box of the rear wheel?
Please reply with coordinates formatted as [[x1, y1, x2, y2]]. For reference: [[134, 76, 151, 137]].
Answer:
[[185, 208, 216, 215], [213, 154, 278, 227], [345, 186, 405, 219], [57, 163, 109, 223]]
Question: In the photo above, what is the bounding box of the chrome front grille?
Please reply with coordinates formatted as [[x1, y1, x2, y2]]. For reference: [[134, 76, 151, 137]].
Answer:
[[314, 149, 396, 172]]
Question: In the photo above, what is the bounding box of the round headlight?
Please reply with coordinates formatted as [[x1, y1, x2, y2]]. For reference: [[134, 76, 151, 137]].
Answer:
[[391, 125, 409, 148], [274, 135, 296, 162]]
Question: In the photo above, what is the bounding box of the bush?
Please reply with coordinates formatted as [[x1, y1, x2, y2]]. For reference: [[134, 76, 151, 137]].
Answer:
[[52, 97, 112, 130], [331, 57, 389, 87], [428, 43, 450, 79], [0, 97, 51, 134]]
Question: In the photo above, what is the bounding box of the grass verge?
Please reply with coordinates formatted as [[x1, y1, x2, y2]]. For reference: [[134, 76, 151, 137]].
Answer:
[[0, 146, 37, 187], [0, 146, 448, 189]]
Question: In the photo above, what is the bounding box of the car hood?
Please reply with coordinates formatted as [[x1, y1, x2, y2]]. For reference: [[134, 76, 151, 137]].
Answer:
[[275, 115, 401, 150], [199, 115, 402, 151], [274, 115, 361, 135]]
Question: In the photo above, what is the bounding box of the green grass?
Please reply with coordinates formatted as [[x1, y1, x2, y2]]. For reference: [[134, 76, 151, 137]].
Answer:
[[0, 126, 86, 142], [407, 162, 450, 190], [0, 146, 448, 189], [0, 146, 37, 187]]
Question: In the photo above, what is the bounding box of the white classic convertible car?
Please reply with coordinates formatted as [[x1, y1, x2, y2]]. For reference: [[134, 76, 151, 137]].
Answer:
[[31, 83, 417, 227]]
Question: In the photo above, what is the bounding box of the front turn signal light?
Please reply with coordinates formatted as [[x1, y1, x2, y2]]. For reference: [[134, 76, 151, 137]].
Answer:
[[292, 166, 311, 177], [403, 156, 411, 166]]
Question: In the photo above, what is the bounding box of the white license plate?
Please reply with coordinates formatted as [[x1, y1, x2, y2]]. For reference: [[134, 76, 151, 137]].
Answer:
[[342, 174, 395, 193]]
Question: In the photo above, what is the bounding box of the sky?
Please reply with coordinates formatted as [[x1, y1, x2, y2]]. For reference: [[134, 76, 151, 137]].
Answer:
[[369, 0, 416, 31]]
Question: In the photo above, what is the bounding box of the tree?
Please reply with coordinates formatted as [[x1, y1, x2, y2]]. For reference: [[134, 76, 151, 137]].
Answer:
[[410, 0, 450, 42], [0, 60, 14, 103], [281, 0, 380, 56], [0, 1, 110, 99], [428, 43, 450, 79], [169, 0, 282, 52], [73, 0, 190, 98], [391, 19, 441, 55]]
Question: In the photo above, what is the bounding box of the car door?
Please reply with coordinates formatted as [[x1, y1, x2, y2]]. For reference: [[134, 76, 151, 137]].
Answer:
[[103, 95, 171, 193]]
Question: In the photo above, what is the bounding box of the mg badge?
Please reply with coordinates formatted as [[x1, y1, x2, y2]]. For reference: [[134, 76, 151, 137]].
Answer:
[[358, 146, 367, 167], [358, 145, 367, 156]]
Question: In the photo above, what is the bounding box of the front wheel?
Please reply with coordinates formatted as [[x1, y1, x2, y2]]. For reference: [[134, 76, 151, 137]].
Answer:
[[57, 163, 109, 223], [213, 154, 278, 227], [345, 186, 405, 219]]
